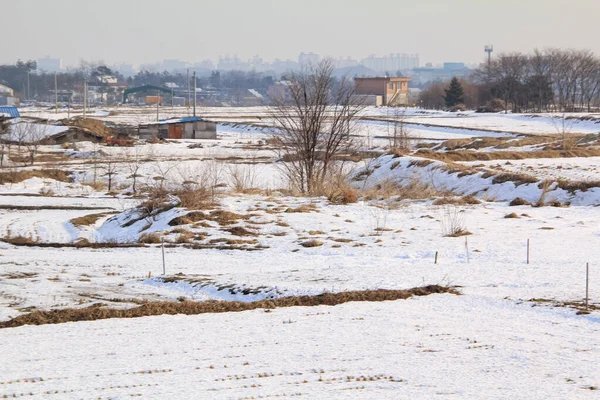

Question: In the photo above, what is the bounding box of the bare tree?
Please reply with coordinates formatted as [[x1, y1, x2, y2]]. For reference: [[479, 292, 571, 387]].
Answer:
[[125, 145, 148, 195], [390, 107, 411, 152], [0, 117, 8, 167], [269, 59, 364, 194], [101, 152, 119, 192]]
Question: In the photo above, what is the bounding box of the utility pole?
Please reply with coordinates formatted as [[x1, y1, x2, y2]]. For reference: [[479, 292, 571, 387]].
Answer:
[[26, 70, 30, 101], [187, 68, 191, 115], [54, 73, 58, 114], [193, 71, 197, 117], [83, 81, 87, 118]]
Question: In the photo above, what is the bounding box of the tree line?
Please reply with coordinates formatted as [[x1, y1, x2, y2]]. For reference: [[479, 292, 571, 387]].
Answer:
[[420, 48, 600, 113]]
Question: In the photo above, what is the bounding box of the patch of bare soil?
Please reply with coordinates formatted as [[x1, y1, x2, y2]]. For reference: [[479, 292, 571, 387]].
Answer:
[[0, 285, 459, 328]]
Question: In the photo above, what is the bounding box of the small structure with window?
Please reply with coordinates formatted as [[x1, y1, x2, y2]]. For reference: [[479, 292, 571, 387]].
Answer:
[[354, 77, 411, 106], [138, 117, 217, 140]]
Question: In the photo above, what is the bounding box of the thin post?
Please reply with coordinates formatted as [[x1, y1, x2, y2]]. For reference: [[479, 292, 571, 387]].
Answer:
[[193, 71, 197, 117], [434, 251, 438, 264], [83, 81, 87, 118], [161, 238, 166, 275], [156, 90, 160, 122], [586, 263, 589, 309], [527, 238, 530, 264], [54, 73, 58, 114], [187, 68, 190, 115]]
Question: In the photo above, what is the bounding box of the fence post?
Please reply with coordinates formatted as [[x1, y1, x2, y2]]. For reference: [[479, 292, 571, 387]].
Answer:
[[435, 251, 438, 264], [586, 263, 589, 310], [161, 238, 166, 275]]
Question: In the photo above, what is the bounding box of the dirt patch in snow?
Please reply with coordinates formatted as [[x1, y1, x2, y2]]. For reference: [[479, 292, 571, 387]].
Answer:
[[0, 285, 459, 328]]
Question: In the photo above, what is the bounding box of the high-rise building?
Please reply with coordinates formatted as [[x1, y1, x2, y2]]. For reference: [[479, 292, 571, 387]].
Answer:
[[298, 52, 320, 66], [360, 53, 419, 73]]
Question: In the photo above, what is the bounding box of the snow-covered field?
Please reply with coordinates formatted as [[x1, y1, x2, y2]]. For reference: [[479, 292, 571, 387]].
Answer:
[[0, 106, 599, 398]]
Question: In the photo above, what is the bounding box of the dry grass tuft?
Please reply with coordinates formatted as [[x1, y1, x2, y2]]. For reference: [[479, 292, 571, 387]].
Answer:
[[285, 204, 319, 213], [225, 226, 258, 237], [0, 285, 459, 328], [432, 195, 480, 206], [139, 232, 161, 244], [209, 210, 248, 225], [492, 172, 538, 186], [509, 197, 532, 206], [70, 212, 113, 227], [445, 229, 472, 237], [327, 184, 359, 205], [0, 169, 72, 185], [300, 239, 323, 248], [504, 212, 520, 219]]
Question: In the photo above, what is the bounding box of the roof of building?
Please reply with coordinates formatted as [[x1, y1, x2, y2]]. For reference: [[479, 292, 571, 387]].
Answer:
[[144, 117, 203, 126], [2, 119, 70, 143], [0, 106, 20, 118]]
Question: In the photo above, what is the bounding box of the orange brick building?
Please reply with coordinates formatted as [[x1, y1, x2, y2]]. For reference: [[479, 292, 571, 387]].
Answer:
[[354, 77, 411, 106]]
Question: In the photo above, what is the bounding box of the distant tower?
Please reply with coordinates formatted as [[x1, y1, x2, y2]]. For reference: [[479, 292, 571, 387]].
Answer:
[[484, 45, 493, 65]]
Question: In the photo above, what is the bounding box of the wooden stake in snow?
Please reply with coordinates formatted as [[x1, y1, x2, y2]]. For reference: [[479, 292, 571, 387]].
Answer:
[[586, 263, 589, 310], [465, 237, 470, 264], [527, 238, 530, 264], [161, 238, 166, 275], [435, 251, 438, 264]]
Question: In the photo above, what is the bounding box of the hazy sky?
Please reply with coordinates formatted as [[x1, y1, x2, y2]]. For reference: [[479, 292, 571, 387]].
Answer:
[[3, 0, 599, 67]]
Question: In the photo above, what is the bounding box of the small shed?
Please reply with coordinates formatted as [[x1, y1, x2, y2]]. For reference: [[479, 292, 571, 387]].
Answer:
[[139, 117, 217, 140]]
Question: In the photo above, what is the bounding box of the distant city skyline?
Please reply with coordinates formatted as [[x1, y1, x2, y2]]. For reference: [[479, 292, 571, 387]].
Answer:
[[3, 0, 599, 68]]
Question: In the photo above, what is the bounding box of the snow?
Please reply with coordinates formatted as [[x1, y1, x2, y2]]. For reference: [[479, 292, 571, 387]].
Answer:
[[3, 119, 69, 143], [352, 154, 600, 205], [1, 106, 599, 399], [0, 295, 598, 398]]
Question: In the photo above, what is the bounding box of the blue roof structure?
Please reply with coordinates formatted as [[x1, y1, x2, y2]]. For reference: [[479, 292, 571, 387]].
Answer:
[[0, 106, 20, 119], [153, 116, 202, 125]]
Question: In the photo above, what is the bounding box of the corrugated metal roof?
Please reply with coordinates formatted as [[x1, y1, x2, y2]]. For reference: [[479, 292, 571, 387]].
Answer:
[[0, 106, 20, 119], [146, 117, 202, 125]]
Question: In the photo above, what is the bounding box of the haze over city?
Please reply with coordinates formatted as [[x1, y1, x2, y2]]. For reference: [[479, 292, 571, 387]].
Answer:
[[3, 0, 599, 67]]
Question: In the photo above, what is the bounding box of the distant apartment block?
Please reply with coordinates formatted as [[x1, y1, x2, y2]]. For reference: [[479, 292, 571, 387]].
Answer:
[[298, 52, 320, 66], [361, 53, 419, 73], [354, 77, 411, 106]]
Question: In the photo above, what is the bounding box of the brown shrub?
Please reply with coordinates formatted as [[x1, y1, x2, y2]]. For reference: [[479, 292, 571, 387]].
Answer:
[[139, 232, 161, 244], [509, 197, 531, 206], [327, 184, 359, 205], [0, 285, 459, 328], [504, 213, 520, 219]]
